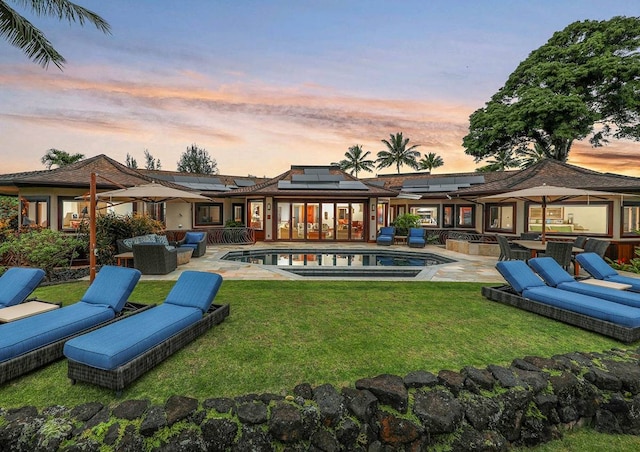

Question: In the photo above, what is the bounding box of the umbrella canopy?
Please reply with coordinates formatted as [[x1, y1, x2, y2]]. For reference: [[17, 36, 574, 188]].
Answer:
[[479, 184, 631, 243], [95, 182, 212, 203]]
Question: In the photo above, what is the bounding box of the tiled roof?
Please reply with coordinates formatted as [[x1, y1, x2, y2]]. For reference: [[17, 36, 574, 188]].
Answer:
[[224, 165, 398, 197], [361, 170, 515, 191], [453, 160, 640, 197]]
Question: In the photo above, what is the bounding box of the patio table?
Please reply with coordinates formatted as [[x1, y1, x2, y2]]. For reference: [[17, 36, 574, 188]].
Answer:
[[511, 240, 583, 276]]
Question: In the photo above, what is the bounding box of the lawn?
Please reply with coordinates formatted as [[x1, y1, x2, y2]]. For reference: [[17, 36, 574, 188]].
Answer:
[[1, 280, 640, 450]]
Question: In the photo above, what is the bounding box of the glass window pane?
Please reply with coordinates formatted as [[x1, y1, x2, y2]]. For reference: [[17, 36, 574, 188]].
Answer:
[[277, 202, 291, 239], [527, 204, 608, 234], [249, 200, 263, 230], [410, 205, 439, 226]]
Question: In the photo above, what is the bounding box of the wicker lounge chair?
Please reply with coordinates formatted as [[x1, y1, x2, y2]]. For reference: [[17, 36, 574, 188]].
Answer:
[[376, 227, 395, 246], [65, 271, 229, 393], [482, 260, 640, 342], [407, 228, 426, 248], [176, 231, 207, 257], [0, 267, 45, 308], [132, 243, 178, 275], [0, 266, 148, 384], [576, 252, 640, 292], [529, 257, 640, 308]]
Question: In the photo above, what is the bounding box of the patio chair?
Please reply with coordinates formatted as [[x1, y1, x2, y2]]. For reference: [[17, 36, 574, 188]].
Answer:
[[519, 232, 540, 240], [132, 243, 178, 275], [407, 228, 426, 248], [582, 238, 610, 258], [65, 271, 229, 393], [495, 260, 640, 329], [376, 227, 395, 246], [0, 266, 147, 384], [496, 235, 530, 261], [529, 257, 640, 308], [176, 231, 207, 257], [0, 267, 45, 308], [576, 252, 640, 292], [541, 241, 573, 271], [573, 236, 588, 249]]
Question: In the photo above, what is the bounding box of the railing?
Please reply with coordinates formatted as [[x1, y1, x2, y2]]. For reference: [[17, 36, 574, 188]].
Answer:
[[424, 229, 497, 245], [166, 227, 255, 245]]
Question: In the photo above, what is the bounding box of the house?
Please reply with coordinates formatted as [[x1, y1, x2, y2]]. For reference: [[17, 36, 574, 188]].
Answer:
[[1, 155, 640, 258]]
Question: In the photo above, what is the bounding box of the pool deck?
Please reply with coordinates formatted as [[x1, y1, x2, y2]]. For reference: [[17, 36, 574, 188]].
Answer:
[[135, 242, 506, 283]]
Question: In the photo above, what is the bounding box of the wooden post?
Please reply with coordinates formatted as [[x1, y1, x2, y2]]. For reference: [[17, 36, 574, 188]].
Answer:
[[90, 172, 97, 283]]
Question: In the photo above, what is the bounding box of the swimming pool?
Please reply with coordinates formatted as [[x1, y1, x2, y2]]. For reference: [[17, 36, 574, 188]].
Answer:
[[220, 248, 456, 277]]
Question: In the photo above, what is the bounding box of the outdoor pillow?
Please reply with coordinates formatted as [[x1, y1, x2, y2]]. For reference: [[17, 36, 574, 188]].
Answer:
[[156, 235, 170, 246], [184, 232, 205, 244], [528, 257, 575, 287], [164, 271, 223, 313], [495, 260, 545, 294], [80, 266, 141, 312], [0, 267, 45, 307]]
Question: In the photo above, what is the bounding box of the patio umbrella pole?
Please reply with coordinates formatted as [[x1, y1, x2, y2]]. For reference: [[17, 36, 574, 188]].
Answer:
[[541, 196, 547, 244], [90, 172, 96, 283]]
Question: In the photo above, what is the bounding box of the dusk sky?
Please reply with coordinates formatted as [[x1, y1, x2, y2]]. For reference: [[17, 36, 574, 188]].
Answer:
[[1, 1, 639, 177]]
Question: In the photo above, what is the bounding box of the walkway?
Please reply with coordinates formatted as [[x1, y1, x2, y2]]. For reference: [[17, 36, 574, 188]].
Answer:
[[138, 243, 505, 283]]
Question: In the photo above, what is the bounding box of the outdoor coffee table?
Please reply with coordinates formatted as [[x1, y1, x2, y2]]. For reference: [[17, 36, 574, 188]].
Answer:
[[0, 301, 60, 323], [114, 252, 134, 267], [176, 248, 194, 265], [580, 279, 633, 290]]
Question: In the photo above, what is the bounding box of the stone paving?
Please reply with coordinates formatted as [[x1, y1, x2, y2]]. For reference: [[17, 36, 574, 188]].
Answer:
[[137, 242, 506, 283]]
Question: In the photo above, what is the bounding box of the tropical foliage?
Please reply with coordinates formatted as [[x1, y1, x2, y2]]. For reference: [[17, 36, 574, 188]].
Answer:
[[40, 148, 84, 169], [464, 16, 640, 166], [475, 149, 522, 172], [391, 213, 421, 236], [177, 144, 218, 174], [333, 144, 375, 177], [0, 0, 110, 69], [418, 152, 444, 172], [376, 132, 421, 174]]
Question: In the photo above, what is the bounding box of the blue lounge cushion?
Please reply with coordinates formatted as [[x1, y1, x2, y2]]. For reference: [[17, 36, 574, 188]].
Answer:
[[64, 303, 202, 370], [0, 302, 116, 362], [0, 267, 45, 308], [575, 253, 618, 280], [529, 257, 640, 309], [184, 232, 205, 244], [379, 227, 395, 237], [496, 260, 546, 293], [164, 271, 223, 313], [81, 266, 141, 312]]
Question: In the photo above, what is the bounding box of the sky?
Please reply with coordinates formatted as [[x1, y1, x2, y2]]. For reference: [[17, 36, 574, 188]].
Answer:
[[1, 0, 640, 178]]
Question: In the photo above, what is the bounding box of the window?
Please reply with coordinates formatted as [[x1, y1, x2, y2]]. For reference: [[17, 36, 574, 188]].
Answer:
[[623, 203, 640, 236], [249, 200, 264, 230], [443, 205, 454, 228], [195, 203, 223, 227], [232, 203, 245, 225], [21, 196, 49, 227], [486, 204, 514, 232], [456, 205, 475, 228], [527, 203, 610, 235], [58, 197, 89, 230], [410, 205, 439, 226]]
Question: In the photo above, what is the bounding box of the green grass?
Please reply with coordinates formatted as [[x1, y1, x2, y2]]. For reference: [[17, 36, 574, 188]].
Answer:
[[1, 280, 640, 450]]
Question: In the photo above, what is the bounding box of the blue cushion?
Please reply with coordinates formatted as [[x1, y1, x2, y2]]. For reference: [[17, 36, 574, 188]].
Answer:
[[379, 227, 395, 237], [496, 261, 546, 293], [165, 271, 223, 313], [408, 228, 424, 237], [81, 266, 141, 312], [523, 286, 640, 328], [0, 302, 115, 362], [377, 236, 393, 244], [575, 253, 618, 280], [185, 232, 205, 244], [552, 281, 640, 309], [64, 303, 202, 370], [408, 237, 425, 245], [0, 267, 45, 307], [528, 258, 575, 287]]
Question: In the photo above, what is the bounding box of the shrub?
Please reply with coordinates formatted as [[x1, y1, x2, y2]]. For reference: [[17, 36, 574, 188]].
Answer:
[[0, 229, 84, 280], [224, 220, 244, 228], [609, 247, 640, 274], [391, 213, 421, 236]]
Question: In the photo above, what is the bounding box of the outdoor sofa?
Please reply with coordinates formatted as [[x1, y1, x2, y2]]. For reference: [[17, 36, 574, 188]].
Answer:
[[176, 231, 207, 257], [0, 266, 149, 384], [482, 260, 640, 342], [528, 257, 640, 308], [407, 227, 426, 248], [0, 267, 45, 308], [576, 252, 640, 292], [64, 271, 229, 393], [376, 227, 395, 246], [132, 243, 178, 275], [116, 233, 173, 254]]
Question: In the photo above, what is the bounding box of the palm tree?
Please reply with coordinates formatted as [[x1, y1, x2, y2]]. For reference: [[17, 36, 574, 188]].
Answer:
[[334, 145, 375, 178], [0, 0, 110, 69], [41, 148, 85, 169], [418, 152, 444, 172], [376, 132, 421, 174], [475, 149, 521, 172], [517, 143, 548, 168]]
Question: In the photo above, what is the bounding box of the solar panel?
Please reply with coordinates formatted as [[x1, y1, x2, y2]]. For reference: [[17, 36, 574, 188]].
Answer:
[[178, 182, 231, 191], [292, 174, 320, 182], [304, 168, 330, 175], [339, 181, 368, 190], [234, 179, 255, 187]]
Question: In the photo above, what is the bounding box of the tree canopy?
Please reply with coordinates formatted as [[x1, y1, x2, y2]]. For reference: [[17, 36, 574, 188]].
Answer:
[[463, 16, 640, 166], [333, 145, 375, 178], [418, 152, 444, 172], [376, 132, 421, 174], [177, 144, 218, 174], [40, 148, 84, 169], [0, 0, 110, 69]]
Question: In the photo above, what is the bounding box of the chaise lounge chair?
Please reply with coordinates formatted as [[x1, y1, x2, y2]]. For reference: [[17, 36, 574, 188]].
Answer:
[[0, 266, 147, 384], [376, 227, 395, 246], [528, 257, 640, 309], [0, 267, 45, 309], [483, 260, 640, 342], [575, 252, 640, 292], [64, 271, 229, 393]]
